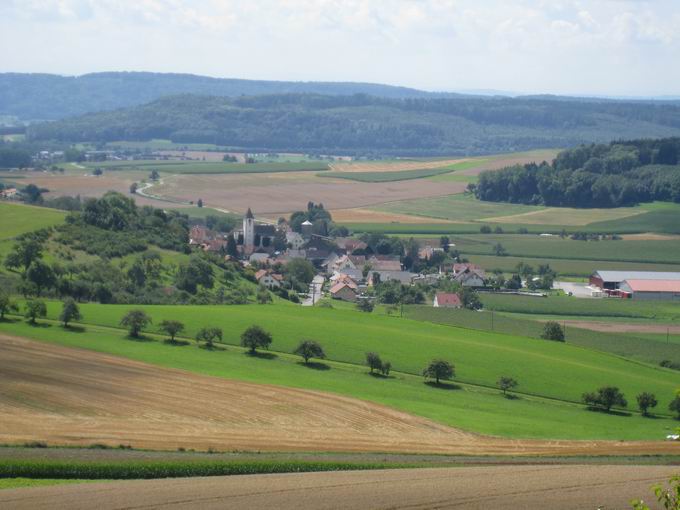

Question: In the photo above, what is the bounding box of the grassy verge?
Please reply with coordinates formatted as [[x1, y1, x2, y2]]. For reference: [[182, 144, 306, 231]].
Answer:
[[0, 478, 94, 490]]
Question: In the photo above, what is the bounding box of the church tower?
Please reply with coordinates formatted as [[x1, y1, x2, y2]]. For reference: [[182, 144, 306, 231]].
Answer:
[[243, 208, 255, 249]]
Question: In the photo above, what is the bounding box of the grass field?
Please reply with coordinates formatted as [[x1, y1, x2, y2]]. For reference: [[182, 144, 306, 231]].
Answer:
[[404, 306, 680, 366], [2, 301, 680, 434], [450, 234, 680, 264], [0, 478, 91, 490], [82, 160, 329, 174], [322, 161, 483, 183], [0, 202, 66, 241], [479, 293, 680, 320]]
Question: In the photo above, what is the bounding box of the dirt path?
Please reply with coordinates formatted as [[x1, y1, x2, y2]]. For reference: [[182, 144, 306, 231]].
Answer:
[[1, 334, 678, 455], [2, 465, 677, 510]]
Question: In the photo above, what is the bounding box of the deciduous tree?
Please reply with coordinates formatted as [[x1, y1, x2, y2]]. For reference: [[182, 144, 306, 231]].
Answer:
[[423, 359, 454, 385]]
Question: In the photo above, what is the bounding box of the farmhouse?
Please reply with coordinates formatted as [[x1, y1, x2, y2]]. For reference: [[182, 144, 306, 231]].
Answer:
[[255, 269, 284, 289], [433, 292, 462, 308], [590, 270, 680, 290], [618, 279, 680, 300], [0, 187, 18, 199], [330, 281, 358, 302]]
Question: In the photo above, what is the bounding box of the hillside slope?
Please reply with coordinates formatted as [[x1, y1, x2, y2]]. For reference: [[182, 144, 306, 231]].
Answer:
[[27, 93, 680, 156]]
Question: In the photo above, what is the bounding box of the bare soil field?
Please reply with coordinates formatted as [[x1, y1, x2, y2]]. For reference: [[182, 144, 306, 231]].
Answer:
[[2, 334, 679, 457], [2, 465, 678, 510], [622, 233, 680, 241], [456, 149, 560, 176], [151, 173, 467, 215], [561, 320, 680, 335], [329, 158, 469, 173]]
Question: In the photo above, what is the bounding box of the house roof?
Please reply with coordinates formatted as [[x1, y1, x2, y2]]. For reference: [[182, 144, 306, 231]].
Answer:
[[435, 292, 462, 306], [372, 260, 402, 271], [594, 270, 680, 282], [254, 269, 268, 280], [301, 220, 313, 226], [330, 282, 356, 294], [373, 271, 415, 284], [622, 279, 680, 292]]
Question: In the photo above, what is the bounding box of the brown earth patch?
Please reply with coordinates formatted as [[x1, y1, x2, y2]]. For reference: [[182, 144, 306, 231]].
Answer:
[[559, 321, 680, 335], [3, 466, 679, 510], [1, 334, 678, 456], [622, 233, 680, 241]]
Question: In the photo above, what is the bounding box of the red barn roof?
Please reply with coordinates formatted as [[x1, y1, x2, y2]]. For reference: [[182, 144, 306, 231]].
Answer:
[[435, 292, 462, 307], [622, 280, 680, 292]]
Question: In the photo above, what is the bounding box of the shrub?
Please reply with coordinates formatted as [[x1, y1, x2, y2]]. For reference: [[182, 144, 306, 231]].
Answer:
[[365, 352, 382, 373], [541, 321, 565, 342], [24, 300, 47, 324], [196, 327, 223, 348], [356, 299, 374, 313]]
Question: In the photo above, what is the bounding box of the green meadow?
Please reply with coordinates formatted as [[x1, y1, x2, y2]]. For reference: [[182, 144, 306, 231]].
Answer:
[[1, 309, 678, 440], [0, 202, 66, 241]]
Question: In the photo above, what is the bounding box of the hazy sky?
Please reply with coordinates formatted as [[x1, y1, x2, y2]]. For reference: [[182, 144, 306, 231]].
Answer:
[[1, 0, 679, 96]]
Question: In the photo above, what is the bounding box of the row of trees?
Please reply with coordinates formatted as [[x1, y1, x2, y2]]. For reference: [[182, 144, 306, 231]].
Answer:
[[475, 138, 680, 208], [582, 386, 680, 418]]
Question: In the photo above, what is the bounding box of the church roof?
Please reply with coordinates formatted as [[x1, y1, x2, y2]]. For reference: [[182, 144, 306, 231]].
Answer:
[[301, 220, 313, 225], [245, 208, 254, 219]]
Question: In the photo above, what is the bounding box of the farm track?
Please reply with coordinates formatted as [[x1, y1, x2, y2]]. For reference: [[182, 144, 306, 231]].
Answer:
[[1, 334, 679, 456], [1, 465, 678, 510]]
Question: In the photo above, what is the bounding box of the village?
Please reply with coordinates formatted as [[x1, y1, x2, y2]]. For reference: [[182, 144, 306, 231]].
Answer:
[[188, 206, 490, 308]]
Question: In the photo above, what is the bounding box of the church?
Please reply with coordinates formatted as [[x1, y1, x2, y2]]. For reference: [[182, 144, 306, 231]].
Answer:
[[233, 208, 277, 254]]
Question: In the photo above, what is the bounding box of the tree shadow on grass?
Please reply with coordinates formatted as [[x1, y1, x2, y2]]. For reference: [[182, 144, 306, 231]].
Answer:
[[297, 361, 330, 371], [27, 321, 51, 328], [368, 372, 391, 379], [125, 334, 153, 342], [63, 325, 86, 333], [199, 344, 226, 351], [164, 339, 191, 346], [0, 317, 19, 324], [424, 381, 461, 391], [503, 393, 520, 400], [584, 407, 632, 417], [246, 351, 278, 360]]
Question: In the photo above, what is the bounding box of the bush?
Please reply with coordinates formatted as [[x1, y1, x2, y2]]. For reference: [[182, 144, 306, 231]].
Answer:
[[541, 321, 565, 342], [356, 299, 374, 313]]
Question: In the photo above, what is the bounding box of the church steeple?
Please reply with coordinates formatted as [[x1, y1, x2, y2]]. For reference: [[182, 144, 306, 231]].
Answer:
[[245, 207, 254, 219], [243, 207, 255, 249]]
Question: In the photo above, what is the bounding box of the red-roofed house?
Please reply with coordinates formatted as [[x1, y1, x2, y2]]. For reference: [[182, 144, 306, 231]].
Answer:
[[433, 292, 462, 308], [255, 269, 284, 289], [619, 279, 680, 300], [330, 281, 358, 302]]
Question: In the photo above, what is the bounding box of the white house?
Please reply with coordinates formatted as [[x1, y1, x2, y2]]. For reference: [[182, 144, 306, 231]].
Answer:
[[255, 269, 283, 289], [286, 231, 305, 250]]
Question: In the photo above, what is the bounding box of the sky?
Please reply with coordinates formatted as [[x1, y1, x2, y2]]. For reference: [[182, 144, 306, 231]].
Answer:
[[1, 0, 679, 97]]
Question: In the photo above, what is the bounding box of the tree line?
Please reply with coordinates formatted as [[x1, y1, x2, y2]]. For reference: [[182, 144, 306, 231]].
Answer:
[[474, 137, 680, 207]]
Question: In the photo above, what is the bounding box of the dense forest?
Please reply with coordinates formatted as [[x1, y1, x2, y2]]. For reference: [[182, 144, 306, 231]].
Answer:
[[26, 94, 680, 156], [0, 72, 456, 121], [474, 138, 680, 207]]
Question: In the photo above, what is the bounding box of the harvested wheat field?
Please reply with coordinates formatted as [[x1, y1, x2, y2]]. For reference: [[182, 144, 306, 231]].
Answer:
[[2, 465, 678, 510], [329, 158, 469, 173], [455, 149, 560, 176], [2, 334, 678, 456], [151, 173, 467, 215]]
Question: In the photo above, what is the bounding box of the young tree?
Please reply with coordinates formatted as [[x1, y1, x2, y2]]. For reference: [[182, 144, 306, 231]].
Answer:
[[150, 169, 160, 181], [159, 320, 185, 342], [497, 376, 518, 396], [129, 182, 138, 194], [120, 309, 152, 338], [582, 386, 627, 412], [196, 327, 223, 348], [197, 198, 203, 208], [0, 290, 18, 320], [636, 392, 658, 416], [24, 300, 47, 324], [493, 243, 507, 256], [440, 236, 450, 252], [670, 393, 680, 420], [356, 299, 374, 313], [294, 340, 326, 364], [59, 298, 82, 327], [365, 352, 383, 373], [380, 361, 392, 376], [541, 321, 565, 342], [241, 325, 272, 354], [423, 359, 455, 385]]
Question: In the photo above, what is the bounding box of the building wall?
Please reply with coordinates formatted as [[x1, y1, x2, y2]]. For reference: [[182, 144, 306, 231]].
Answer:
[[632, 291, 680, 300]]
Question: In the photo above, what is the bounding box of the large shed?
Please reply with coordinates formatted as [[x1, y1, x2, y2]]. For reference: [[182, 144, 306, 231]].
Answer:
[[619, 279, 680, 300], [589, 270, 680, 290]]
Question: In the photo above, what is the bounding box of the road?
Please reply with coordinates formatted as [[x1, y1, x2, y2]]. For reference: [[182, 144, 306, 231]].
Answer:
[[554, 281, 600, 298], [1, 465, 677, 510], [302, 275, 325, 306]]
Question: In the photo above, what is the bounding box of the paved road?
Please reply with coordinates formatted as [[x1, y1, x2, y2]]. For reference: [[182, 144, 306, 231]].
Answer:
[[302, 275, 325, 306], [554, 281, 600, 298], [2, 465, 677, 510]]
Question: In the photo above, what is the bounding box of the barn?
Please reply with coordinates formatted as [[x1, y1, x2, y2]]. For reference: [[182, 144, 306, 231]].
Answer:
[[589, 270, 680, 290], [618, 279, 680, 300]]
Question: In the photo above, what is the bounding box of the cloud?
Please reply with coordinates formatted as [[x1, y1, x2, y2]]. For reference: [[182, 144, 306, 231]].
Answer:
[[1, 0, 679, 95]]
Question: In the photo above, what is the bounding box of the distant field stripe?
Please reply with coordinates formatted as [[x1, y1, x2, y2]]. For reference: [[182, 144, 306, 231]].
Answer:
[[83, 161, 329, 174], [321, 167, 459, 182]]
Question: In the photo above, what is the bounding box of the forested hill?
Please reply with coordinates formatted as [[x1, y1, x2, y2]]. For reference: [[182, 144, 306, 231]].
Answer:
[[474, 138, 680, 207], [0, 72, 460, 121], [27, 93, 680, 156]]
